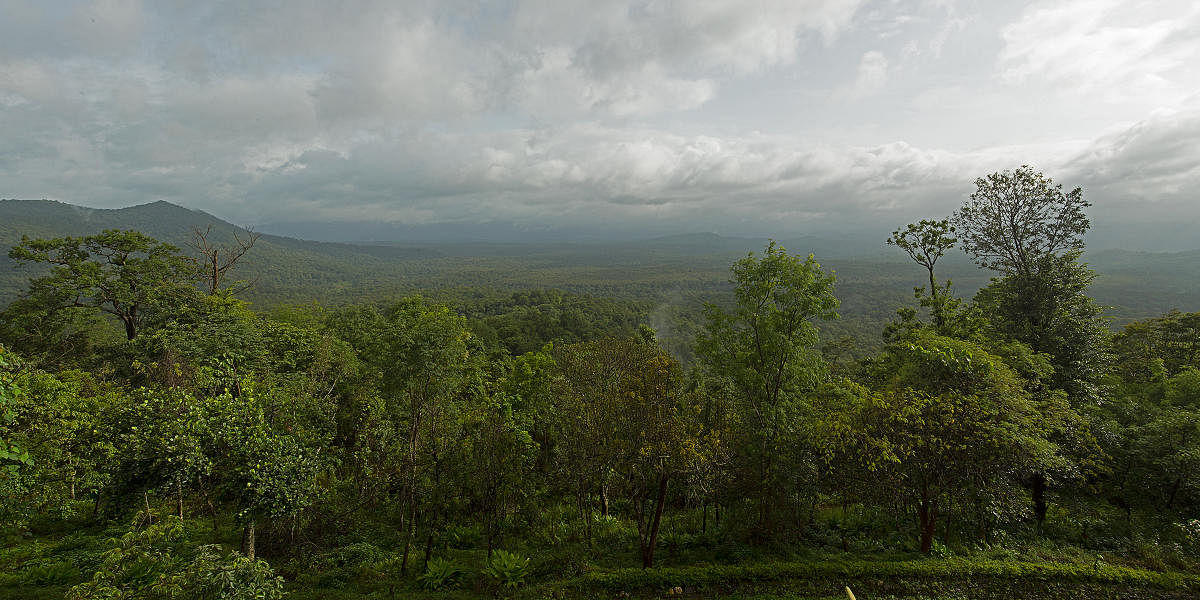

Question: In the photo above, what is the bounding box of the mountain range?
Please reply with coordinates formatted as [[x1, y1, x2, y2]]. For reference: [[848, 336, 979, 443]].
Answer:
[[2, 199, 1198, 343]]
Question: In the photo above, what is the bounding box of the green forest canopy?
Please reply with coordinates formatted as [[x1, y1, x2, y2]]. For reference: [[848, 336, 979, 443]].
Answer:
[[1, 170, 1200, 599]]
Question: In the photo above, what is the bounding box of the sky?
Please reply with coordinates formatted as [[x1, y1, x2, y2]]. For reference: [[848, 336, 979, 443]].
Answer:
[[1, 0, 1198, 241]]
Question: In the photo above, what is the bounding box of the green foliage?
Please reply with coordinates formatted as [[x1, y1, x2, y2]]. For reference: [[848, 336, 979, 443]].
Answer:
[[953, 166, 1090, 276], [3, 222, 1200, 599], [7, 230, 201, 341], [0, 346, 31, 469], [183, 545, 286, 600], [539, 557, 1200, 599], [484, 549, 530, 589], [64, 519, 284, 600], [887, 219, 958, 330], [696, 241, 838, 533], [418, 557, 467, 591]]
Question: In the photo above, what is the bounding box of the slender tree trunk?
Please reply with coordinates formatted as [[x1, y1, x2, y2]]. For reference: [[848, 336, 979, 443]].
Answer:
[[1165, 477, 1182, 510], [123, 317, 137, 340], [400, 501, 416, 574], [600, 484, 610, 518], [241, 522, 256, 560], [918, 502, 937, 554], [1031, 473, 1047, 533], [942, 498, 952, 547], [204, 489, 219, 532], [702, 502, 708, 534], [177, 480, 184, 520], [928, 268, 944, 329], [918, 487, 938, 554], [641, 475, 670, 568]]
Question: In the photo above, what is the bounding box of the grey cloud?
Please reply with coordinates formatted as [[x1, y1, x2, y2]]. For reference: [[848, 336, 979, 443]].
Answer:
[[1063, 108, 1200, 213], [0, 1, 1197, 240]]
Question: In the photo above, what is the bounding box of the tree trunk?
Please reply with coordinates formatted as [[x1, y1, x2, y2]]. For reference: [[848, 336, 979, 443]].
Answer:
[[928, 268, 943, 329], [640, 475, 670, 568], [204, 489, 219, 532], [600, 485, 610, 518], [423, 530, 434, 572], [918, 498, 937, 554], [1031, 473, 1047, 533], [400, 503, 416, 574], [123, 316, 137, 340], [177, 480, 184, 519], [241, 522, 256, 560]]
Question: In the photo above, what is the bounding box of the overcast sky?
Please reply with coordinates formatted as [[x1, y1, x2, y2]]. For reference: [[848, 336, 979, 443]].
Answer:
[[2, 0, 1198, 238]]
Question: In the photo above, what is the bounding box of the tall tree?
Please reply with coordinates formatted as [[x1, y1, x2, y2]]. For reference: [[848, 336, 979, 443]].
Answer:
[[887, 219, 957, 329], [554, 336, 710, 567], [188, 225, 260, 295], [953, 167, 1106, 530], [7, 230, 199, 340], [953, 166, 1107, 398], [350, 298, 482, 573], [696, 241, 838, 532], [816, 332, 1057, 553], [953, 165, 1090, 277]]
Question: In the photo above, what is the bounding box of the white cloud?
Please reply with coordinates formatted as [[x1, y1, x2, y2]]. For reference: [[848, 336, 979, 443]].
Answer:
[[998, 0, 1200, 105], [852, 50, 889, 96], [1063, 107, 1200, 206], [1, 0, 1198, 238]]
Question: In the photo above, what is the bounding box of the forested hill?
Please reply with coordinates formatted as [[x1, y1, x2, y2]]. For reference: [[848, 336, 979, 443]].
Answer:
[[0, 199, 443, 305], [3, 199, 1199, 350]]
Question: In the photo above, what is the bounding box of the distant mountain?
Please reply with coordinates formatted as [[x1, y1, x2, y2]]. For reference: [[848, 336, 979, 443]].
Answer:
[[0, 199, 442, 304], [256, 219, 632, 244], [2, 199, 1197, 335]]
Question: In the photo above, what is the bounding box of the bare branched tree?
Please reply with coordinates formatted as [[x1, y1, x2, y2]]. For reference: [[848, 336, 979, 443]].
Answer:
[[189, 224, 261, 295]]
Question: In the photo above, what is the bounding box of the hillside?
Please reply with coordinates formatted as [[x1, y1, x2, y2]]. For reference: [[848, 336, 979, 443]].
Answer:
[[2, 200, 1198, 351]]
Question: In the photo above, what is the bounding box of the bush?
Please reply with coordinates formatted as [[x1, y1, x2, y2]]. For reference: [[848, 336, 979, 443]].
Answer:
[[418, 557, 467, 591], [485, 550, 530, 589], [1176, 520, 1200, 557], [20, 561, 81, 586], [181, 545, 285, 600]]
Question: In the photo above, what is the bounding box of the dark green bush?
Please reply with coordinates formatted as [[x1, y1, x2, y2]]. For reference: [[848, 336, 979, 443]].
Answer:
[[419, 557, 467, 591]]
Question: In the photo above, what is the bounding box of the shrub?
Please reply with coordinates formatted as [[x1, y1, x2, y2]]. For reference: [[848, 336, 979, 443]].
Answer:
[[418, 557, 467, 591], [484, 549, 530, 589], [20, 560, 81, 586], [181, 545, 285, 600]]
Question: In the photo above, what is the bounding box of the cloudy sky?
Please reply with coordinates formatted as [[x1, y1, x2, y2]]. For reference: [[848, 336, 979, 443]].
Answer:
[[2, 0, 1198, 240]]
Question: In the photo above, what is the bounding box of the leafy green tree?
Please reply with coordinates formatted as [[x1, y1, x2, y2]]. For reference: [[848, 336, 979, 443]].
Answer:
[[823, 332, 1058, 552], [4, 369, 117, 525], [350, 297, 483, 572], [0, 345, 30, 470], [887, 219, 957, 329], [1098, 313, 1200, 522], [7, 230, 200, 340], [952, 168, 1107, 529], [973, 253, 1108, 400], [457, 391, 537, 557], [554, 337, 712, 566], [953, 166, 1089, 277], [696, 241, 838, 532], [203, 384, 332, 559]]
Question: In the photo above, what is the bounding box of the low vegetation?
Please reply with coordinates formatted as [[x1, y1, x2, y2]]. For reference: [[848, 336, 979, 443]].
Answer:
[[2, 168, 1198, 599]]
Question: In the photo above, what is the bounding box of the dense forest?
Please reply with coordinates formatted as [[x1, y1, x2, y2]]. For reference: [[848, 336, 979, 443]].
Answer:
[[2, 168, 1199, 599]]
